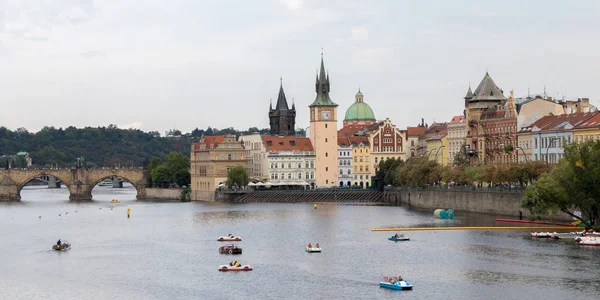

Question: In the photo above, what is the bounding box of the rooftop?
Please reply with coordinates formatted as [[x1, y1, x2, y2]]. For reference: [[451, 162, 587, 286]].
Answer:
[[262, 136, 313, 152]]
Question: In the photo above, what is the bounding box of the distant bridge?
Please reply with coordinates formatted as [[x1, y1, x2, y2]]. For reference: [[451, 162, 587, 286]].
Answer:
[[0, 167, 148, 201]]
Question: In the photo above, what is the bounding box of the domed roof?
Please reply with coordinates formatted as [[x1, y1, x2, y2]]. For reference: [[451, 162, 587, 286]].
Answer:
[[344, 102, 375, 122]]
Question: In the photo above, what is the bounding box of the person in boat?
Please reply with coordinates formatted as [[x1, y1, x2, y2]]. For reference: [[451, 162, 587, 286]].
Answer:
[[56, 239, 61, 246], [230, 261, 234, 266], [316, 243, 320, 248], [234, 261, 240, 267], [393, 233, 398, 238], [308, 243, 312, 248], [398, 276, 403, 281]]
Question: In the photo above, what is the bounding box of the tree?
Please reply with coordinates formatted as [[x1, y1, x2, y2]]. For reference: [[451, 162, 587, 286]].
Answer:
[[226, 166, 248, 187], [453, 144, 470, 166], [165, 152, 189, 173], [151, 165, 173, 188], [523, 140, 600, 225]]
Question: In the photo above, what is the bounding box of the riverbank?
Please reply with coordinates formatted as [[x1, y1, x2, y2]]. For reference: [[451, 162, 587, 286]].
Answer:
[[383, 187, 570, 220]]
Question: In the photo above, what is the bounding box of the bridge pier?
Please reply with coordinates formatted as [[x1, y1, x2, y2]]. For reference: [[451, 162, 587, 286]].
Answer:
[[48, 176, 61, 188], [112, 177, 123, 188], [0, 177, 20, 201]]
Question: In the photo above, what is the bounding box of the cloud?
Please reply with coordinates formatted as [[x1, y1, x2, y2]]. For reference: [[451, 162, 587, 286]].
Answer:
[[351, 26, 369, 41], [24, 36, 50, 42], [279, 0, 304, 10], [118, 121, 143, 130], [422, 29, 437, 36], [80, 50, 106, 58]]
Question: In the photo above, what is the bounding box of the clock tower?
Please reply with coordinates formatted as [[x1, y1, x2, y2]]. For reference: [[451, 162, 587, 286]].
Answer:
[[309, 54, 338, 188]]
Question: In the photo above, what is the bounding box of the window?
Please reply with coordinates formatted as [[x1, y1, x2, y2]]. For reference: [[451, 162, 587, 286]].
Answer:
[[347, 169, 351, 174], [271, 173, 274, 179], [325, 124, 328, 128], [281, 163, 285, 169], [325, 138, 328, 143], [288, 163, 291, 168], [275, 173, 278, 179], [360, 156, 363, 162], [360, 166, 363, 172], [354, 157, 357, 162], [325, 152, 328, 157], [375, 158, 378, 164], [310, 161, 314, 168], [339, 170, 343, 175], [326, 167, 328, 172], [305, 162, 309, 168], [354, 166, 357, 172], [366, 157, 369, 162], [305, 173, 309, 179], [298, 163, 302, 168], [310, 172, 314, 179], [288, 173, 292, 179], [366, 166, 369, 172], [326, 179, 329, 184]]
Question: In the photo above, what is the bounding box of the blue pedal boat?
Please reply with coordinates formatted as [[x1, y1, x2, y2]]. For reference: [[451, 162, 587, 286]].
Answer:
[[388, 236, 410, 241], [380, 280, 413, 290]]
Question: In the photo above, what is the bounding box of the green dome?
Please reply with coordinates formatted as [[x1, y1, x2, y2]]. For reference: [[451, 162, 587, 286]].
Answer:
[[344, 102, 375, 122]]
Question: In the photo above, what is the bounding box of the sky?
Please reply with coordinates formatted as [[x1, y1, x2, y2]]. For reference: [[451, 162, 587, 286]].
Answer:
[[1, 0, 600, 134]]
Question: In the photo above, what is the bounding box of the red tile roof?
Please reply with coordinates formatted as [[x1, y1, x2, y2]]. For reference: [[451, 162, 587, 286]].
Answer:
[[348, 136, 368, 145], [338, 137, 351, 147], [262, 136, 313, 151], [530, 112, 597, 132], [406, 126, 427, 137], [450, 115, 466, 124], [193, 135, 226, 151], [337, 125, 368, 138], [574, 112, 600, 129]]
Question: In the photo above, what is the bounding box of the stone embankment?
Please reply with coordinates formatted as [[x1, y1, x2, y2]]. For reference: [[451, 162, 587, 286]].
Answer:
[[145, 188, 183, 200], [383, 187, 569, 220]]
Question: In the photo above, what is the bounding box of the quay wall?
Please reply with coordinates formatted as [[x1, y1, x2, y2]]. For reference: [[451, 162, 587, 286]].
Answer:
[[383, 187, 570, 220], [145, 188, 182, 200]]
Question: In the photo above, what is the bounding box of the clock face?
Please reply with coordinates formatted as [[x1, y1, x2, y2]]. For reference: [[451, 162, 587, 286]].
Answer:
[[321, 111, 330, 120]]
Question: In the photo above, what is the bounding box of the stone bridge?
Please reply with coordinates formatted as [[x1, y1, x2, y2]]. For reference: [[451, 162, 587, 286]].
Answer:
[[0, 167, 148, 201]]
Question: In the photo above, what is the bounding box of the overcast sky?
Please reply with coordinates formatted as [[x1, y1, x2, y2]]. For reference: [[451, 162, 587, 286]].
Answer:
[[1, 0, 600, 134]]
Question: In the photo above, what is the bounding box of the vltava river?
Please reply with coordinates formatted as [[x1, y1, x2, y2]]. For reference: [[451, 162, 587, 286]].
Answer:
[[1, 185, 599, 300]]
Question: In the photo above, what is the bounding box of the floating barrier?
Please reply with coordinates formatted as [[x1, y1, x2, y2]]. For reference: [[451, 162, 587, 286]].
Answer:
[[372, 226, 576, 232], [434, 209, 454, 219], [496, 218, 575, 227]]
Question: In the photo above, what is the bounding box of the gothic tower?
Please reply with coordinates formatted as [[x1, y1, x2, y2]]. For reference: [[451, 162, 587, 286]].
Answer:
[[269, 78, 296, 136], [309, 54, 338, 187]]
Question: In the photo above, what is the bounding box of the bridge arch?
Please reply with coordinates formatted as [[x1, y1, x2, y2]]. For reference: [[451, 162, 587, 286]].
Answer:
[[17, 171, 72, 199], [89, 174, 145, 199]]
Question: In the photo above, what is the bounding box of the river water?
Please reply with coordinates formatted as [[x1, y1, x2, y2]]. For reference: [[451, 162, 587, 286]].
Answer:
[[1, 185, 599, 300]]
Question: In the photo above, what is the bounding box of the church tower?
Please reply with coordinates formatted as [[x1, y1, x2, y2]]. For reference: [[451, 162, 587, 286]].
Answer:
[[309, 54, 338, 187], [269, 78, 296, 136]]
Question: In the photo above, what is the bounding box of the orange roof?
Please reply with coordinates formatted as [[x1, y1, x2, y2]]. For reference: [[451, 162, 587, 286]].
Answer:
[[450, 115, 466, 124], [406, 126, 427, 137], [338, 125, 368, 138], [338, 137, 351, 147], [348, 136, 368, 146], [262, 136, 313, 151], [193, 135, 226, 151], [574, 112, 600, 129], [530, 112, 597, 132]]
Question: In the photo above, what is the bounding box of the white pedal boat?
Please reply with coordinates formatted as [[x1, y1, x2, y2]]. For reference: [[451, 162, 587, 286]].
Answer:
[[217, 235, 242, 242], [577, 236, 600, 246], [218, 264, 253, 271], [530, 232, 553, 238], [306, 247, 321, 253]]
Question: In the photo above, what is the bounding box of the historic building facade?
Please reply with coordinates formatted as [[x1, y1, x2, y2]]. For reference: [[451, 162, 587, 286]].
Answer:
[[337, 138, 354, 187], [190, 135, 246, 193], [343, 89, 376, 127], [479, 90, 518, 164], [367, 118, 407, 174], [447, 115, 466, 163], [406, 122, 427, 159], [309, 55, 338, 187], [426, 132, 449, 165], [239, 133, 269, 181], [351, 138, 371, 188], [262, 136, 315, 186], [269, 79, 296, 136]]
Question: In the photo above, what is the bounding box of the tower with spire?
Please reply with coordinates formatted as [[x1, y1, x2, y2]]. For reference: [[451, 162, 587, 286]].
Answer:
[[309, 52, 338, 188], [269, 77, 296, 136]]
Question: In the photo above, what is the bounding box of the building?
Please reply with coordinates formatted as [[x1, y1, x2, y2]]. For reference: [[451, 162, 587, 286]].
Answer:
[[479, 90, 518, 164], [572, 112, 600, 144], [239, 133, 269, 181], [190, 135, 246, 193], [269, 79, 296, 136], [351, 137, 371, 188], [337, 138, 354, 187], [309, 55, 339, 188], [447, 115, 466, 164], [262, 136, 315, 186], [418, 122, 447, 159], [426, 131, 448, 165], [343, 89, 376, 127], [406, 122, 428, 159], [519, 112, 596, 163], [517, 96, 565, 131], [367, 118, 407, 173], [562, 97, 596, 114]]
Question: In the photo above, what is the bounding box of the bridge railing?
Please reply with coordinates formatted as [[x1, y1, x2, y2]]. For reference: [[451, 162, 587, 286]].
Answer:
[[385, 185, 524, 193]]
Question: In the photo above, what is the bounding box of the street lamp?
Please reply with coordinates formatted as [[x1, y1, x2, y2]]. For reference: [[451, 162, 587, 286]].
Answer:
[[434, 146, 446, 165], [515, 146, 528, 162], [545, 137, 561, 164]]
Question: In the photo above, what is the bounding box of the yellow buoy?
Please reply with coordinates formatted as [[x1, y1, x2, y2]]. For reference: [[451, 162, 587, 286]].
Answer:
[[127, 208, 130, 218], [313, 203, 317, 209]]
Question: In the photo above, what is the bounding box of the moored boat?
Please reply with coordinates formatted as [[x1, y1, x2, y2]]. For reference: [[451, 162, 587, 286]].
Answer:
[[577, 236, 600, 246], [219, 244, 242, 254], [218, 264, 253, 271], [52, 242, 71, 251], [530, 232, 553, 238], [379, 276, 413, 290], [217, 235, 242, 242]]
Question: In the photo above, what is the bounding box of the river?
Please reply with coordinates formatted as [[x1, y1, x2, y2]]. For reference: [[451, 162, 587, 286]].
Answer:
[[1, 185, 599, 300]]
